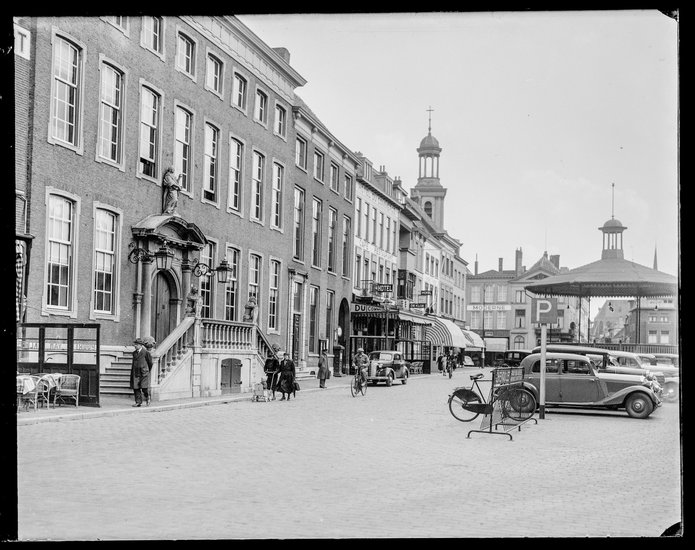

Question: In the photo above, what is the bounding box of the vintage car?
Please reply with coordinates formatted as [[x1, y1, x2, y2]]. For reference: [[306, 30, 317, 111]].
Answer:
[[518, 352, 662, 419], [461, 355, 475, 367], [366, 350, 410, 386], [531, 344, 678, 403], [502, 349, 534, 367]]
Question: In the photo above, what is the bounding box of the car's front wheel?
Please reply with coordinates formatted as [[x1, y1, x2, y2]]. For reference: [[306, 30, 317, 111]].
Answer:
[[386, 372, 394, 386], [625, 392, 654, 419], [401, 371, 408, 385]]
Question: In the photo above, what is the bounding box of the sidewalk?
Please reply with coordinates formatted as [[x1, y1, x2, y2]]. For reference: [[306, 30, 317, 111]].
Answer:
[[15, 370, 371, 426]]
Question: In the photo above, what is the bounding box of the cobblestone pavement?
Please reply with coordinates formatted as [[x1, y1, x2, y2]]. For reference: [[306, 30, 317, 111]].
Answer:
[[16, 369, 682, 540]]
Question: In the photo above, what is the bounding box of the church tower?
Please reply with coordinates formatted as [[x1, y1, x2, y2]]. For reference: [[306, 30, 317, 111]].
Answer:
[[410, 107, 447, 228], [599, 183, 628, 260]]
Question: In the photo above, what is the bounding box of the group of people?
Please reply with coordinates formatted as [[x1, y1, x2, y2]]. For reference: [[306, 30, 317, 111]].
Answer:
[[263, 351, 301, 400], [437, 352, 458, 376]]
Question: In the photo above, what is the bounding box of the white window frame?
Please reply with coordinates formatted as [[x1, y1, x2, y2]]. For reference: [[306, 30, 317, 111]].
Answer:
[[204, 49, 224, 99], [313, 150, 325, 183], [140, 16, 165, 60], [231, 71, 248, 113], [330, 162, 340, 193], [90, 203, 122, 321], [96, 56, 127, 171], [228, 134, 244, 215], [271, 161, 284, 230], [137, 80, 163, 183], [174, 102, 195, 194], [342, 216, 351, 278], [327, 207, 337, 273], [274, 101, 287, 139], [175, 28, 197, 81], [309, 285, 319, 354], [202, 121, 220, 205], [251, 150, 265, 223], [199, 240, 217, 319], [344, 173, 353, 201], [42, 188, 80, 318], [102, 16, 130, 36], [248, 252, 262, 304], [268, 258, 282, 333], [311, 197, 323, 268], [48, 30, 85, 154], [295, 135, 308, 171], [224, 246, 240, 321], [254, 86, 269, 126], [293, 186, 305, 261]]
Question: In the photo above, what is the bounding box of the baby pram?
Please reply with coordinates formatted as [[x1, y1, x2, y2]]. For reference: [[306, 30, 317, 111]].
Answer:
[[252, 380, 269, 402]]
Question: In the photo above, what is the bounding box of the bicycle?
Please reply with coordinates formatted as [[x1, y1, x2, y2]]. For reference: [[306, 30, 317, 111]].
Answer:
[[448, 373, 536, 422], [350, 365, 367, 397], [445, 361, 453, 379]]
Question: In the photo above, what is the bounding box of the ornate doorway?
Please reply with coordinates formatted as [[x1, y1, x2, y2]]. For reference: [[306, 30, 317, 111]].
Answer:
[[151, 271, 175, 345]]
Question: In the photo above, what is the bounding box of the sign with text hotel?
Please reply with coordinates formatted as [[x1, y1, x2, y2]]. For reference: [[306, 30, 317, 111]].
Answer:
[[466, 304, 512, 311]]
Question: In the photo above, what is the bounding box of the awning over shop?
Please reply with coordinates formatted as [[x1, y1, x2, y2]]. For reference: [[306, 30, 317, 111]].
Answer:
[[396, 310, 434, 326], [427, 317, 468, 348], [461, 329, 486, 350]]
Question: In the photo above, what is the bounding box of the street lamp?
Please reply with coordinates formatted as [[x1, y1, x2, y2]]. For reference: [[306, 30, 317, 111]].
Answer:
[[192, 257, 233, 284], [128, 240, 174, 271]]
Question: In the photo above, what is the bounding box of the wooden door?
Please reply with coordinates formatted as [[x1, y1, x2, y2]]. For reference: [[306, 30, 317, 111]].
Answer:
[[151, 272, 172, 345]]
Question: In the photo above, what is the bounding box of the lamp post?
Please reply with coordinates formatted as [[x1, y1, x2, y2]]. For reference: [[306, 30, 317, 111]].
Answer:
[[128, 239, 175, 271], [192, 257, 232, 284]]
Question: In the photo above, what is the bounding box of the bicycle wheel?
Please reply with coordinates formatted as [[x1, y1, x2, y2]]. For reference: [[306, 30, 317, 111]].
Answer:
[[360, 378, 367, 396], [350, 376, 359, 397], [501, 387, 536, 421], [448, 389, 482, 422]]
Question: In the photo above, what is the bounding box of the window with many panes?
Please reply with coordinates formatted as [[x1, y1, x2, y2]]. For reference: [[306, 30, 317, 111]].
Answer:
[[228, 138, 243, 212], [314, 150, 325, 182], [296, 136, 307, 170], [515, 290, 526, 303], [293, 187, 305, 260], [46, 195, 74, 309], [206, 53, 223, 96], [325, 290, 334, 351], [249, 254, 261, 302], [309, 285, 319, 354], [104, 16, 128, 34], [98, 62, 123, 164], [514, 335, 525, 350], [378, 212, 384, 249], [251, 151, 264, 221], [497, 284, 507, 302], [271, 162, 283, 229], [660, 331, 670, 344], [142, 16, 163, 55], [93, 208, 117, 314], [51, 35, 82, 148], [254, 89, 268, 124], [496, 311, 506, 329], [344, 173, 353, 201], [203, 123, 218, 202], [342, 216, 351, 277], [363, 202, 369, 240], [139, 86, 160, 178], [224, 247, 239, 321], [199, 242, 214, 318], [371, 208, 377, 245], [176, 32, 196, 77], [471, 311, 481, 330], [311, 198, 322, 267], [232, 73, 247, 110], [330, 163, 340, 192], [515, 309, 526, 328], [327, 208, 337, 272], [174, 106, 192, 191], [268, 260, 280, 331], [274, 104, 286, 138], [355, 198, 362, 237]]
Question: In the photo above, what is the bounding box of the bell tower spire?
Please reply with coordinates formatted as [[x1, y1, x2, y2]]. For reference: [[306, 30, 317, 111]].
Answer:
[[411, 106, 447, 227]]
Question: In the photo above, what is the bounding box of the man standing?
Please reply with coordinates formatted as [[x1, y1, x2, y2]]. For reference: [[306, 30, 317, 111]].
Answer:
[[317, 349, 329, 388], [278, 352, 296, 401], [130, 338, 153, 407]]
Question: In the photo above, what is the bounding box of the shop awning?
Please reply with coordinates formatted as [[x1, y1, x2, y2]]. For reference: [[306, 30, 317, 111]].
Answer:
[[461, 329, 486, 350], [427, 317, 468, 348], [396, 310, 434, 326]]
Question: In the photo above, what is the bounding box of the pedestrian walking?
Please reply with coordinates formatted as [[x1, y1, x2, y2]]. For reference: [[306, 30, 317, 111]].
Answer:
[[264, 350, 280, 400], [437, 353, 445, 375], [130, 337, 153, 407], [317, 349, 330, 388], [278, 352, 296, 401]]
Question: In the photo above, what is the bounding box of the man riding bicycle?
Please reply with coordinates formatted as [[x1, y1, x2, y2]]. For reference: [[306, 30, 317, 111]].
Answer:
[[353, 348, 369, 386]]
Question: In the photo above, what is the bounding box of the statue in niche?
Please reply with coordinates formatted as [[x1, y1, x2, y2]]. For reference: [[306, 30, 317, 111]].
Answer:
[[186, 284, 202, 317], [162, 167, 184, 215]]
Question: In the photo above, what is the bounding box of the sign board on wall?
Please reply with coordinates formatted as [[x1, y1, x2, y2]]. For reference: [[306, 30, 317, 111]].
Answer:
[[466, 304, 512, 311]]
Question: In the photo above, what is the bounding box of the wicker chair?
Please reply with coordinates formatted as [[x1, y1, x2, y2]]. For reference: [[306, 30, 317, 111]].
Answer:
[[21, 375, 52, 411], [54, 374, 80, 407]]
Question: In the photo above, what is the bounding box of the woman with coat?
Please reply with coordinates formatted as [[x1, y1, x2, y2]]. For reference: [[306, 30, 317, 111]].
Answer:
[[317, 350, 329, 388], [264, 350, 280, 400], [277, 352, 296, 401], [130, 337, 153, 407]]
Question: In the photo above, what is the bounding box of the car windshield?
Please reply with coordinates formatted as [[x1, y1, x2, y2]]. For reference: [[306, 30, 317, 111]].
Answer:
[[370, 352, 392, 361]]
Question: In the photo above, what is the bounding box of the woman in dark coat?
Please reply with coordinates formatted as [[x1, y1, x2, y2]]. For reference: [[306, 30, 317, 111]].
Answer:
[[264, 351, 280, 400], [130, 337, 153, 407], [277, 353, 296, 401]]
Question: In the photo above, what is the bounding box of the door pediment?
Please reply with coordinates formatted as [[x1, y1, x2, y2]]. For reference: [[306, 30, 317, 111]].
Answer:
[[131, 214, 207, 249]]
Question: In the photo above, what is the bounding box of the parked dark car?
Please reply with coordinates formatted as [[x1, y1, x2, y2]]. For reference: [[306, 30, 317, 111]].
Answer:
[[502, 349, 534, 367], [518, 352, 662, 419]]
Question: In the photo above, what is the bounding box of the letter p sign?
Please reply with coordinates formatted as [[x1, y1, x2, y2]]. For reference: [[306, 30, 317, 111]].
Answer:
[[532, 298, 558, 324]]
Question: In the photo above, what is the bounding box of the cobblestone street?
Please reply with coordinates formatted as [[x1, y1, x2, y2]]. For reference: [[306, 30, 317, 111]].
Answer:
[[17, 370, 681, 540]]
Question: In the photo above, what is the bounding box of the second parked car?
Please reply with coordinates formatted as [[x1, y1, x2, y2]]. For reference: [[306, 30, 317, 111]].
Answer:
[[367, 350, 410, 386]]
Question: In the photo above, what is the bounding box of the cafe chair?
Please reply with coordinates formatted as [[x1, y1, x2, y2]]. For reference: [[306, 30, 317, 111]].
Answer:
[[54, 374, 80, 407], [22, 375, 52, 411]]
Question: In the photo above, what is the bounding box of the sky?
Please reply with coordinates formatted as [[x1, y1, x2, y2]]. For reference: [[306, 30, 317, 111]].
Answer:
[[238, 10, 680, 298]]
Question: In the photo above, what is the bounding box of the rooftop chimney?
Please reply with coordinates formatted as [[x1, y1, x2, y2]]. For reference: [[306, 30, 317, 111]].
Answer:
[[272, 47, 291, 64], [515, 248, 523, 275], [474, 255, 478, 276], [498, 258, 504, 272]]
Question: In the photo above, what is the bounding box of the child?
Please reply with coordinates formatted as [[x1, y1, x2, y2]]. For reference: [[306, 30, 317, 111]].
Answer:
[[261, 378, 270, 402]]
